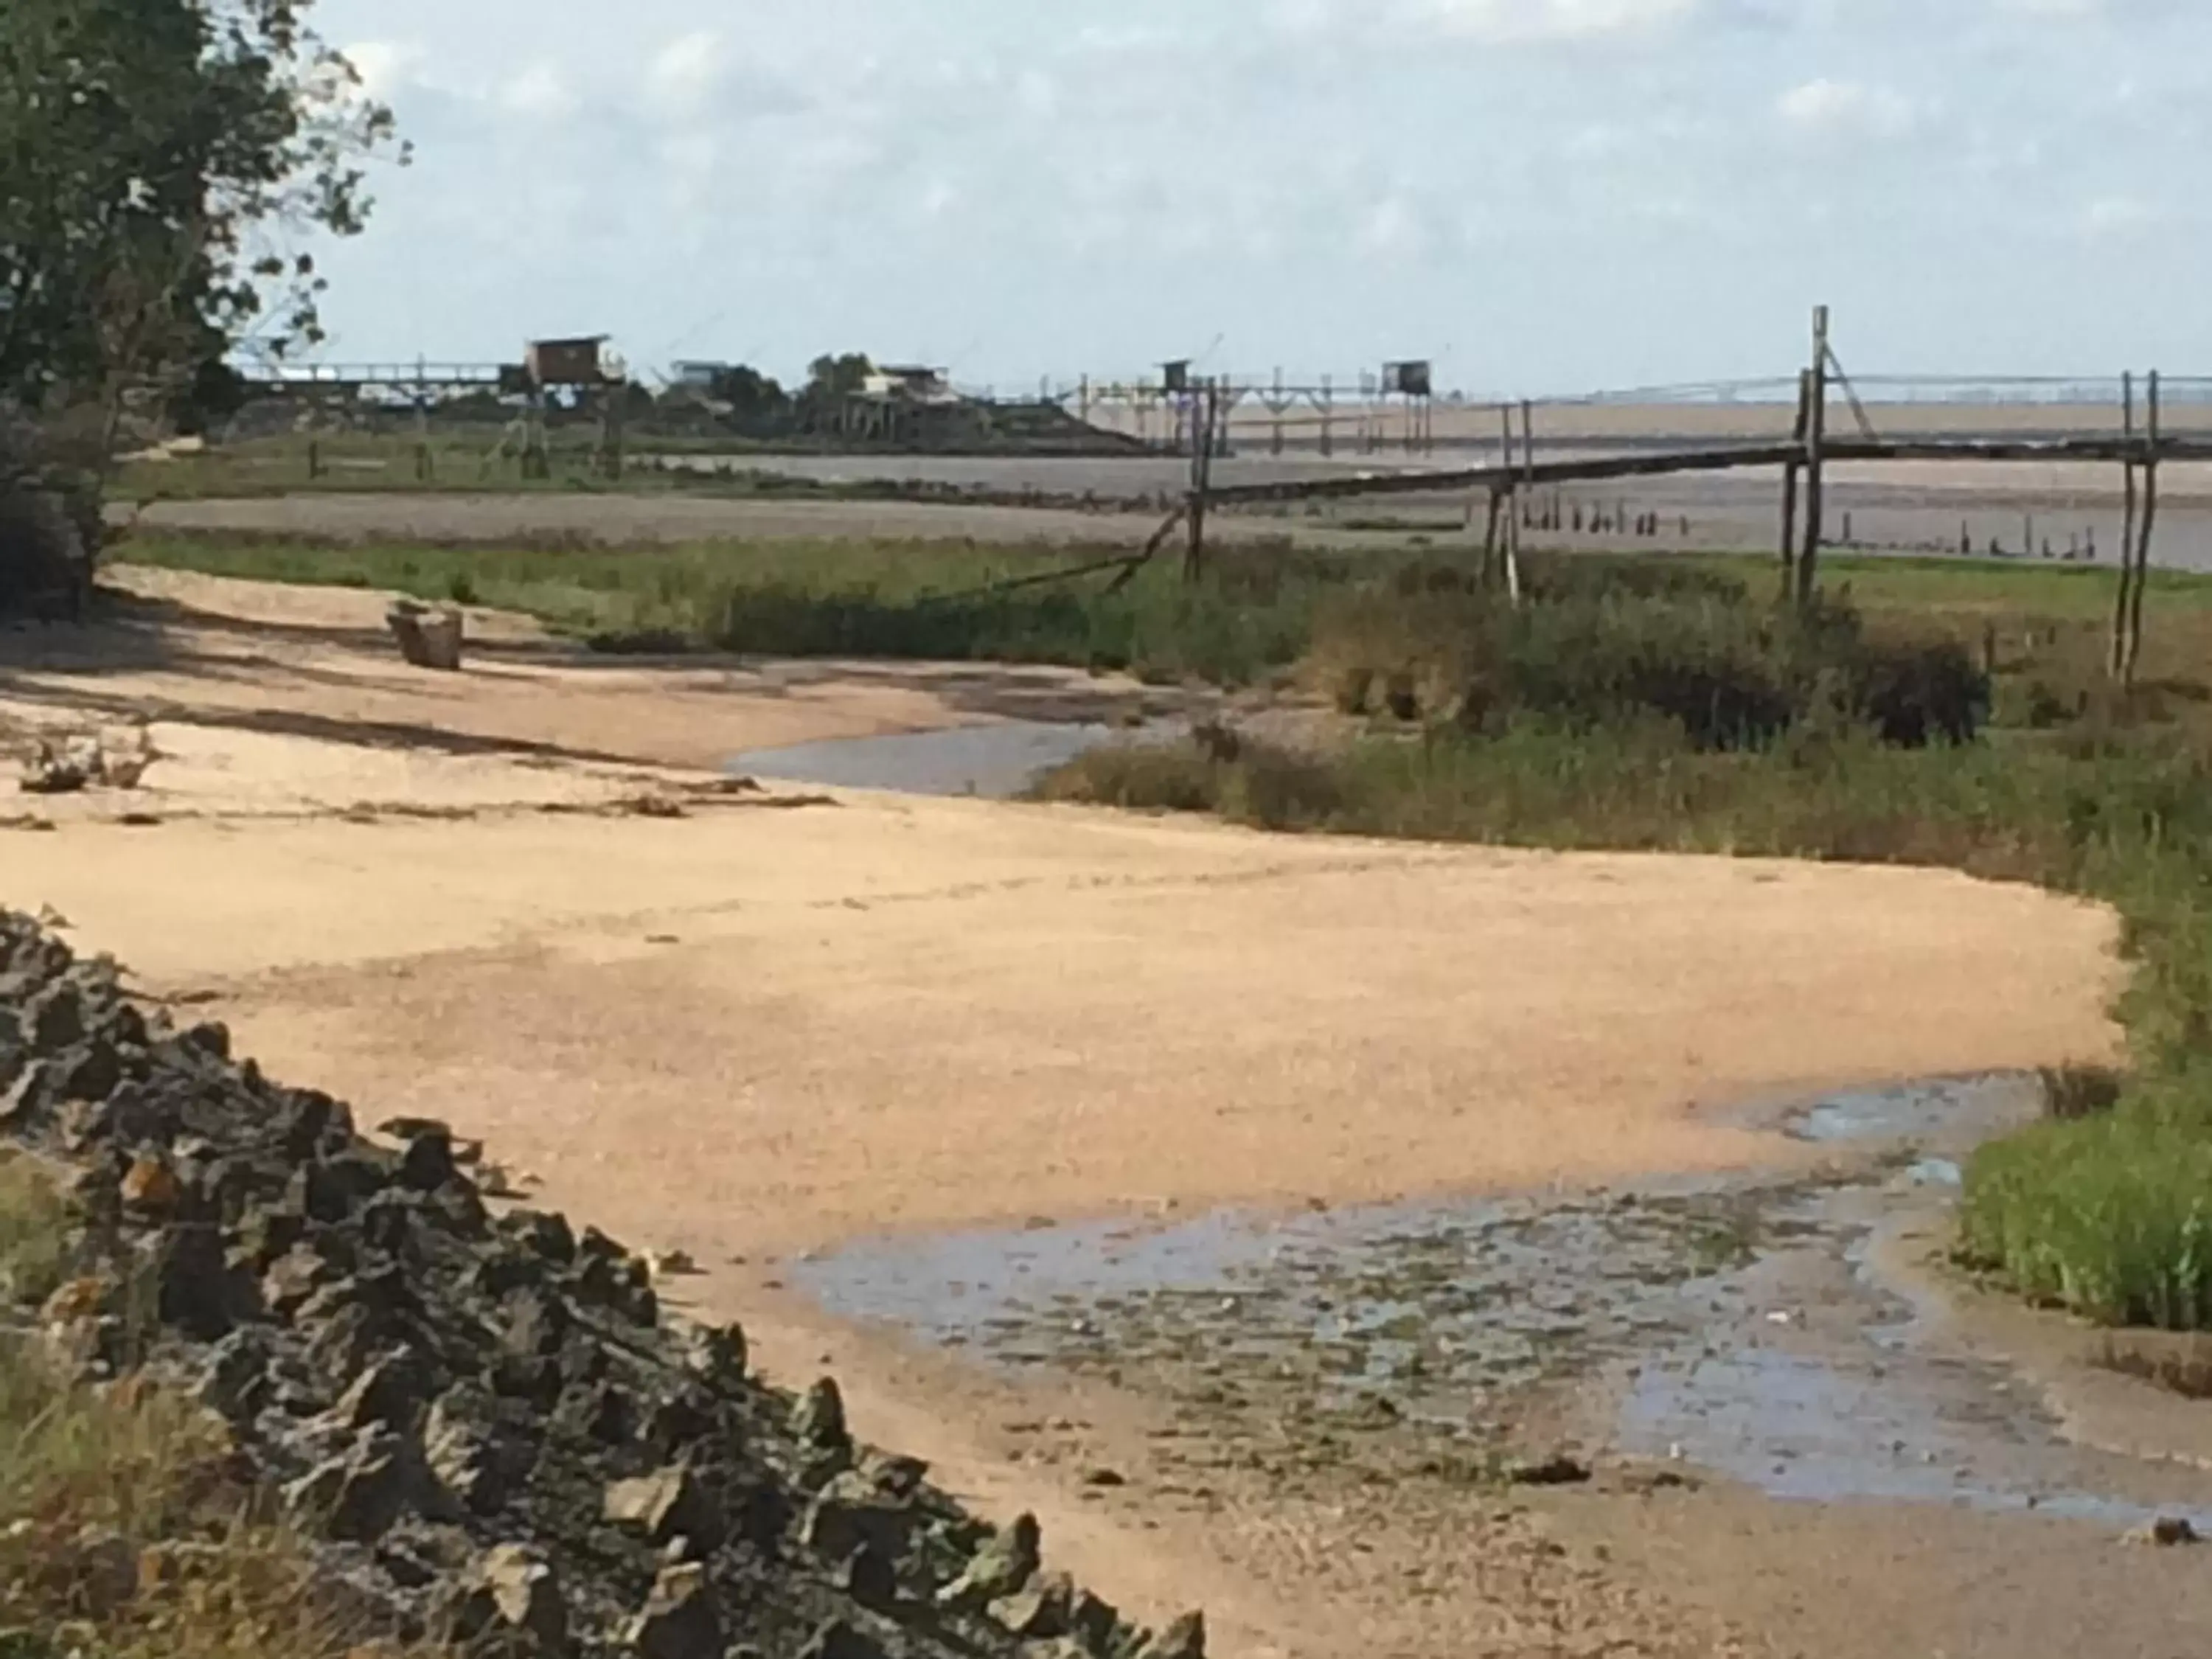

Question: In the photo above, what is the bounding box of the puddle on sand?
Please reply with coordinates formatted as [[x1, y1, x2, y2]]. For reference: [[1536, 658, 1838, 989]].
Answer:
[[729, 719, 1182, 801], [794, 1074, 2212, 1532]]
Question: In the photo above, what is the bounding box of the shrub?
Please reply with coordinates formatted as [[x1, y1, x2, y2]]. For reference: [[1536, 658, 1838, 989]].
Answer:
[[0, 413, 100, 619]]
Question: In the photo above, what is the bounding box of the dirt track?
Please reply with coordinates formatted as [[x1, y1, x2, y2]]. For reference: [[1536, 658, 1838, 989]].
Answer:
[[1, 571, 2164, 1659]]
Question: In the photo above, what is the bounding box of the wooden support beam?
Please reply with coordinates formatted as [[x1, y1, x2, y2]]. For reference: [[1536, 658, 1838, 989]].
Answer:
[[2127, 370, 2161, 685], [2112, 372, 2138, 681], [1797, 305, 1830, 609]]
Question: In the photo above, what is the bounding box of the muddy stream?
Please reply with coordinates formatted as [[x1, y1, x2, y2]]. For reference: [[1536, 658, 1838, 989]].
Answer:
[[723, 723, 2212, 1542], [788, 1076, 2212, 1539]]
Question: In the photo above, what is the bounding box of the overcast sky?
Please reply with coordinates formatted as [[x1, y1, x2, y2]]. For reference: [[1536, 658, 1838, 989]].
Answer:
[[305, 0, 2203, 394]]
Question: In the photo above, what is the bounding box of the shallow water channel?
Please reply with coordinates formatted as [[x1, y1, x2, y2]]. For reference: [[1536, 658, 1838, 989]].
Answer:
[[793, 1077, 2212, 1534], [731, 718, 1176, 801]]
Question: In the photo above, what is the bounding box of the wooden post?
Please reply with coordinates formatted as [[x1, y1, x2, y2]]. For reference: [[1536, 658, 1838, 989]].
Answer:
[[1781, 369, 1809, 597], [1519, 398, 1536, 481], [2126, 370, 2160, 685], [1504, 486, 1524, 607], [1478, 488, 1503, 588], [1319, 375, 1334, 458], [1186, 378, 1217, 582], [1796, 305, 1830, 609], [2112, 372, 2138, 680]]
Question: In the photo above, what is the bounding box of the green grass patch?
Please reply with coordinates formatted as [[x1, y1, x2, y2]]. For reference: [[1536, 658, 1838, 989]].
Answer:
[[116, 532, 1339, 684]]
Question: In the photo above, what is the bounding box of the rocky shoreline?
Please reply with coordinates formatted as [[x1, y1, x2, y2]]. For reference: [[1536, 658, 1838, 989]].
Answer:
[[0, 909, 1201, 1659]]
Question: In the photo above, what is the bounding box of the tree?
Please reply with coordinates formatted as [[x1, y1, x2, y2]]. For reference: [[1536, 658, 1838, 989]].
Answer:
[[796, 352, 874, 431], [0, 0, 401, 422], [0, 0, 400, 611], [708, 364, 790, 428]]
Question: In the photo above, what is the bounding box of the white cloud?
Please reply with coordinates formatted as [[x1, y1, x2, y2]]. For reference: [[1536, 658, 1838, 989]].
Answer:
[[497, 62, 576, 119], [2079, 195, 2162, 237], [647, 30, 726, 111], [1776, 77, 1920, 140], [1413, 0, 1704, 43]]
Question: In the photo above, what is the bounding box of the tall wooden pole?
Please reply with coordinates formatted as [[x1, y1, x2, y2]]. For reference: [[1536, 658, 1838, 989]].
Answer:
[[1780, 369, 1809, 601], [1496, 403, 1524, 602], [2126, 370, 2161, 685], [2112, 372, 2138, 681], [1186, 378, 1217, 582], [1478, 488, 1503, 589], [1796, 305, 1830, 609]]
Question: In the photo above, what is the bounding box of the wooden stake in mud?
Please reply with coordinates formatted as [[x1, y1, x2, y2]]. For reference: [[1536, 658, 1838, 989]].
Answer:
[[1478, 488, 1503, 588], [2126, 371, 2161, 685], [2112, 372, 2138, 681], [1796, 305, 1830, 609]]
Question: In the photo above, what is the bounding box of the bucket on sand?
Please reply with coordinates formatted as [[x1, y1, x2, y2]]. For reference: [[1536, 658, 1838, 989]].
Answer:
[[387, 600, 465, 672]]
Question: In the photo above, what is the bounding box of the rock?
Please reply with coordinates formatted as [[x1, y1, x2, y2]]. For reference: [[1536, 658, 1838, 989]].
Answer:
[[2125, 1516, 2200, 1548], [1506, 1450, 1593, 1487], [425, 1387, 509, 1514], [835, 1540, 900, 1611], [0, 1058, 47, 1128], [397, 1129, 458, 1192], [858, 1450, 928, 1501], [1139, 1611, 1207, 1659], [938, 1512, 1040, 1610], [641, 1384, 717, 1455], [1081, 1467, 1127, 1489], [196, 1326, 278, 1422], [501, 1283, 572, 1361], [621, 1562, 721, 1659], [24, 978, 85, 1048], [646, 1249, 699, 1281], [1067, 1587, 1127, 1654], [378, 1116, 454, 1144], [327, 1345, 433, 1432], [449, 1543, 570, 1658], [794, 1377, 852, 1452], [802, 1471, 917, 1568], [146, 1222, 262, 1340], [798, 1618, 887, 1659], [604, 1464, 723, 1550], [260, 1245, 330, 1316], [991, 1571, 1076, 1638], [680, 1319, 747, 1390], [284, 1429, 420, 1543], [55, 1036, 125, 1104], [500, 1208, 577, 1266]]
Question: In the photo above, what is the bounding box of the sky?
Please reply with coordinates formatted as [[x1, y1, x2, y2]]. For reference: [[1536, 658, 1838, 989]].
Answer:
[[302, 0, 2207, 395]]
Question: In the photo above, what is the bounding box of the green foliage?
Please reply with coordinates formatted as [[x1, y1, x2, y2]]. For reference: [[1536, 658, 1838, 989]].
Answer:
[[1311, 568, 1987, 752], [0, 0, 401, 411]]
